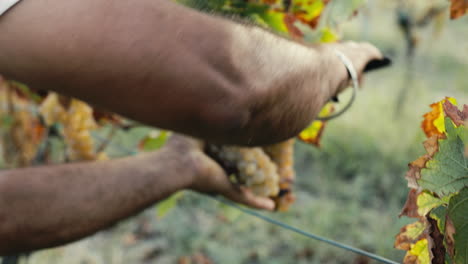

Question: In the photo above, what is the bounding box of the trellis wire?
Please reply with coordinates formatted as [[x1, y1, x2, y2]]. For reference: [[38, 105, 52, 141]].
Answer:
[[0, 110, 400, 263], [210, 196, 400, 264], [92, 134, 401, 264]]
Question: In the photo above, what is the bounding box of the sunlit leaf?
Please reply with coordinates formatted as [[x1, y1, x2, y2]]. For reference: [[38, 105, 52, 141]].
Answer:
[[258, 10, 289, 33], [421, 97, 457, 138], [140, 130, 170, 151], [416, 191, 450, 216], [156, 192, 184, 219], [405, 239, 431, 264], [297, 103, 334, 146], [292, 0, 324, 21], [319, 27, 339, 43]]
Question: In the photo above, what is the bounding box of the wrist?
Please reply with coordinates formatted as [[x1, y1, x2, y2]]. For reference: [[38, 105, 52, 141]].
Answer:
[[138, 147, 198, 196], [318, 45, 350, 98]]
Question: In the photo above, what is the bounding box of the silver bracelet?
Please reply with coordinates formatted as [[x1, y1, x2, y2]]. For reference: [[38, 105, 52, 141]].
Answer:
[[316, 49, 359, 121]]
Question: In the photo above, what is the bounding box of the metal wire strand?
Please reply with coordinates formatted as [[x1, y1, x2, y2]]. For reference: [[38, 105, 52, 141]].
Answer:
[[94, 134, 401, 264], [210, 196, 401, 264], [6, 120, 400, 264]]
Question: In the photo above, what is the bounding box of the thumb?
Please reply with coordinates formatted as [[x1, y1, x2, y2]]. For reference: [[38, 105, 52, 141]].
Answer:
[[191, 153, 275, 210], [220, 185, 276, 211]]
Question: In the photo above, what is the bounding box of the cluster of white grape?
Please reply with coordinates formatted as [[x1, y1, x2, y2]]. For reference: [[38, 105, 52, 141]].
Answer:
[[211, 145, 281, 197], [0, 84, 45, 166], [264, 139, 295, 211], [40, 94, 107, 161], [10, 105, 44, 165], [207, 139, 295, 211]]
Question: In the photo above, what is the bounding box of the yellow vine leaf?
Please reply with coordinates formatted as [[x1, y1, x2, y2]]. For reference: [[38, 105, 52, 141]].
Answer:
[[258, 11, 289, 34], [292, 0, 324, 21], [421, 97, 456, 138], [416, 191, 450, 216], [298, 103, 334, 146], [395, 220, 427, 251], [319, 27, 339, 43], [449, 0, 468, 19], [405, 239, 431, 264]]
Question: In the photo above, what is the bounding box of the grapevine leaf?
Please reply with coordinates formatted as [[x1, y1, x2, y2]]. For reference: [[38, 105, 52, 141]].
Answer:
[[405, 150, 434, 190], [319, 27, 339, 43], [417, 192, 450, 216], [443, 100, 468, 127], [400, 189, 421, 218], [140, 131, 169, 151], [298, 103, 334, 146], [258, 0, 280, 5], [418, 118, 468, 196], [398, 98, 467, 263], [429, 206, 447, 234], [404, 238, 431, 264], [447, 188, 468, 263], [449, 0, 468, 19], [404, 135, 441, 190], [292, 0, 324, 22], [395, 220, 428, 251], [298, 121, 326, 146], [156, 192, 183, 219], [258, 10, 289, 34], [421, 97, 457, 138]]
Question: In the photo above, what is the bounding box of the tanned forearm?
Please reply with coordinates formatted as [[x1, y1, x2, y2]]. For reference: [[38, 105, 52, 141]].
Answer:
[[0, 0, 348, 145], [0, 148, 196, 255]]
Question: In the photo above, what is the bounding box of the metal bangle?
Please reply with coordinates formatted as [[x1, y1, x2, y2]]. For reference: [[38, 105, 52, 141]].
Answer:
[[316, 49, 359, 121]]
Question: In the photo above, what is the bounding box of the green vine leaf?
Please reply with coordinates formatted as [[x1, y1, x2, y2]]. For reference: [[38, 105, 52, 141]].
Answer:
[[418, 118, 468, 196], [447, 188, 468, 263], [429, 206, 448, 234], [417, 191, 450, 216]]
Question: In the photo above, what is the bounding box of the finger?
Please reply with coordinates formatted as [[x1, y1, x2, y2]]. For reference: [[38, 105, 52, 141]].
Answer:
[[221, 185, 275, 211], [194, 160, 275, 211], [360, 42, 384, 60], [166, 133, 204, 151]]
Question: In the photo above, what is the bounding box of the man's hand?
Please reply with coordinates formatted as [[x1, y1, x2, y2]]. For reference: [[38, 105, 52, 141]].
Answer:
[[165, 135, 275, 210], [326, 41, 384, 95], [0, 0, 385, 146], [0, 133, 274, 255]]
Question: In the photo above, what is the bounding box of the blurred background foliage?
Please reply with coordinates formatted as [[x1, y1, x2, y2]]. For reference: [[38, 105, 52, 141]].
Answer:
[[0, 0, 467, 263]]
